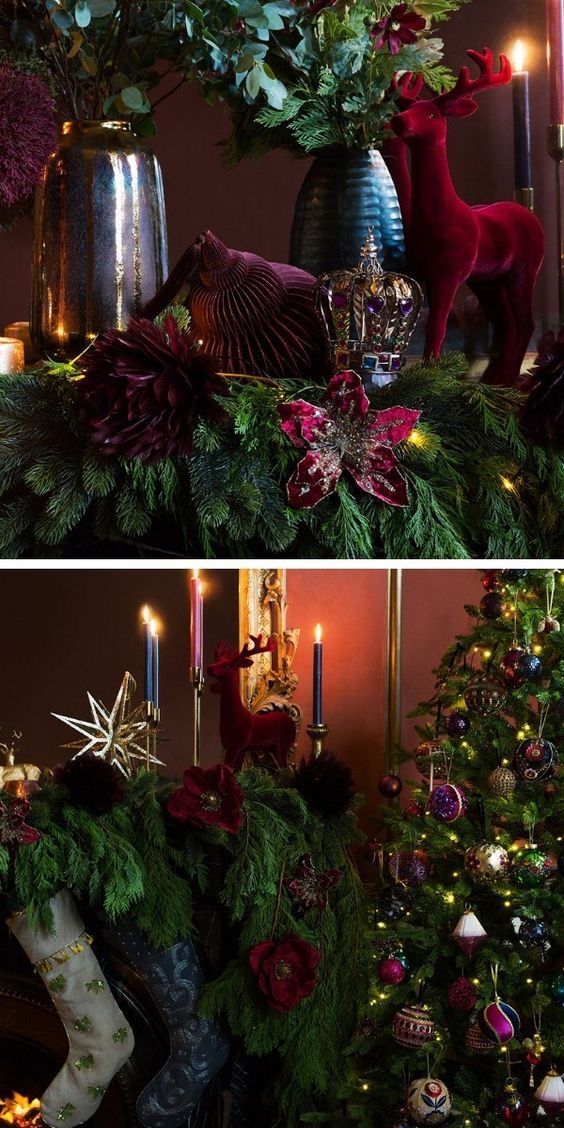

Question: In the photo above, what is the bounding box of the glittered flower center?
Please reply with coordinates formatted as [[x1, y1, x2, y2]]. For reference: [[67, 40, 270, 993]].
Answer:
[[321, 413, 373, 470], [274, 959, 293, 981], [200, 788, 222, 812]]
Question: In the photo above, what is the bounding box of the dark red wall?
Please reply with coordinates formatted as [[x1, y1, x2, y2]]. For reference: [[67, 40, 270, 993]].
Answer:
[[0, 0, 557, 330]]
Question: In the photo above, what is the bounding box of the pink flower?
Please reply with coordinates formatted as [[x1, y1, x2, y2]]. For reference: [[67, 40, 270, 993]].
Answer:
[[279, 371, 420, 508], [370, 4, 426, 56]]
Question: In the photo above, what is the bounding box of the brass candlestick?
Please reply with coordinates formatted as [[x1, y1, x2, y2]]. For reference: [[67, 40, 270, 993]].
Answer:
[[144, 700, 160, 772], [548, 124, 564, 320], [189, 666, 204, 766], [307, 722, 328, 758]]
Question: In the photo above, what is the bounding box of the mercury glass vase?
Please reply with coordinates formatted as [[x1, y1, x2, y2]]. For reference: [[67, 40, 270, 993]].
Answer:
[[31, 120, 168, 359], [289, 147, 405, 277]]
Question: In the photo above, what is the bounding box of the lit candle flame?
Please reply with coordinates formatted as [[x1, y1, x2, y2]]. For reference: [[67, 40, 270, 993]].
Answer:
[[192, 568, 199, 580], [315, 623, 322, 643], [511, 39, 526, 73], [142, 605, 150, 624], [150, 618, 158, 637]]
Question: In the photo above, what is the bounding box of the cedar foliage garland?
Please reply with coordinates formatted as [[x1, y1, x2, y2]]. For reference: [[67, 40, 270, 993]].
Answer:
[[1, 766, 369, 1124], [0, 355, 563, 558]]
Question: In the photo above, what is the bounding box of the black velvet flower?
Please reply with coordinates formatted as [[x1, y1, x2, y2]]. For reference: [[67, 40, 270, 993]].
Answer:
[[293, 749, 356, 818], [54, 752, 125, 814], [79, 314, 227, 461]]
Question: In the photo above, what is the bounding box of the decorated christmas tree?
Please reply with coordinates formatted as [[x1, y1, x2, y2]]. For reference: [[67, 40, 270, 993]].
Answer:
[[335, 569, 564, 1127]]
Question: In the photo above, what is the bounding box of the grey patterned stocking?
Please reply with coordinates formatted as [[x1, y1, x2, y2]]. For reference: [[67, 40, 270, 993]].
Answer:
[[112, 923, 230, 1128]]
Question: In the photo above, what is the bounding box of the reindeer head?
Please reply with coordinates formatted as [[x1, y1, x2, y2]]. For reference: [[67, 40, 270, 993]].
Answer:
[[207, 634, 276, 681], [391, 48, 511, 144]]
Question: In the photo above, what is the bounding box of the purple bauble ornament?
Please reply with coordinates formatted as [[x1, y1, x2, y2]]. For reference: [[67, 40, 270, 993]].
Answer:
[[499, 647, 527, 688], [479, 999, 520, 1044], [482, 570, 500, 592], [428, 782, 468, 823], [447, 975, 477, 1012], [495, 1081, 530, 1126], [480, 593, 503, 619], [445, 711, 470, 737], [388, 849, 431, 887], [379, 773, 402, 798], [378, 955, 407, 985]]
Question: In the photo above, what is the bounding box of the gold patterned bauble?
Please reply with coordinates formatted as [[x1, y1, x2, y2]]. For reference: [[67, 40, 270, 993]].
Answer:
[[464, 842, 510, 885], [53, 671, 164, 778], [463, 673, 507, 716], [488, 765, 517, 797], [391, 1004, 435, 1048], [414, 739, 448, 779], [0, 734, 42, 798]]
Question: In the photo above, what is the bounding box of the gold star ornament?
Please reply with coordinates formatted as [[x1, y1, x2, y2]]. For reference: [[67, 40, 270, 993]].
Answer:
[[53, 672, 164, 777]]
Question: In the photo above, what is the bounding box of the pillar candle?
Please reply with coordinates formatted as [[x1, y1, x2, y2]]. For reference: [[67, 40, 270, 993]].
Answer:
[[313, 624, 323, 725], [151, 621, 159, 710], [3, 322, 38, 364], [511, 42, 532, 189], [0, 337, 24, 374], [190, 571, 203, 669], [142, 606, 153, 702], [548, 0, 564, 123]]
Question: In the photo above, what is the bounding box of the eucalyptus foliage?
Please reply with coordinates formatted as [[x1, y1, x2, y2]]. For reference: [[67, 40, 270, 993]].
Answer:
[[0, 354, 562, 560]]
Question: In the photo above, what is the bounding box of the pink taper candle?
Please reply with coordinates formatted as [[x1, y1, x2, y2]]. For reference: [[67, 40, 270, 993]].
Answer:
[[190, 570, 203, 669], [548, 0, 564, 123]]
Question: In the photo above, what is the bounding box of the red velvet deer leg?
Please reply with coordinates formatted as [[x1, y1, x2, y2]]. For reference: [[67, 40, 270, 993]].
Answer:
[[467, 278, 518, 385], [423, 276, 462, 359]]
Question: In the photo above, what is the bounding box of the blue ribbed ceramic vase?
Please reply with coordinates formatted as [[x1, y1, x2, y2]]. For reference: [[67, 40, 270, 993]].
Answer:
[[289, 147, 405, 277]]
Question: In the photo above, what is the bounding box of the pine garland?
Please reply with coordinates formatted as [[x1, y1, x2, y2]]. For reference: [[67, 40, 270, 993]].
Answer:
[[0, 356, 562, 558], [1, 765, 370, 1124]]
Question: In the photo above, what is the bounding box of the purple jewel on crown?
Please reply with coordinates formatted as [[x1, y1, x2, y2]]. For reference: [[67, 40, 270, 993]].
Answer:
[[317, 228, 423, 388]]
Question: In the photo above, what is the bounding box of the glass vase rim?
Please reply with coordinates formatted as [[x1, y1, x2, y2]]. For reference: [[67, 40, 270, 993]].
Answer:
[[61, 120, 132, 134]]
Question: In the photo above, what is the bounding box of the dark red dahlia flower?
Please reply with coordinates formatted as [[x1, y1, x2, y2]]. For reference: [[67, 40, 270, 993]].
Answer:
[[167, 763, 244, 834], [249, 935, 320, 1012], [54, 752, 126, 814], [370, 4, 426, 55], [79, 315, 227, 461], [0, 66, 57, 211]]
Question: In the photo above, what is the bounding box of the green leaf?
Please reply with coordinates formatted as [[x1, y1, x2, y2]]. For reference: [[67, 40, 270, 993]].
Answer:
[[120, 85, 145, 111], [245, 66, 262, 99], [88, 0, 116, 15], [74, 2, 91, 29]]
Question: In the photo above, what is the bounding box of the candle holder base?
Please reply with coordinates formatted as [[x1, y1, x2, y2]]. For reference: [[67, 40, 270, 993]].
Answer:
[[189, 668, 204, 767], [307, 722, 328, 759], [143, 700, 160, 773], [513, 186, 534, 210]]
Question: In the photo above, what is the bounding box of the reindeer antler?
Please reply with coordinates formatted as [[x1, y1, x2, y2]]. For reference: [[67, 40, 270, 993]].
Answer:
[[391, 72, 425, 108], [435, 47, 511, 115], [240, 634, 276, 660]]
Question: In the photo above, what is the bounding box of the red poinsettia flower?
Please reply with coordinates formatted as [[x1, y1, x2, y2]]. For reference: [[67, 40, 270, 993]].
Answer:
[[249, 935, 321, 1013], [0, 797, 40, 848], [284, 854, 342, 914], [166, 763, 244, 834], [279, 370, 420, 509], [370, 3, 426, 56]]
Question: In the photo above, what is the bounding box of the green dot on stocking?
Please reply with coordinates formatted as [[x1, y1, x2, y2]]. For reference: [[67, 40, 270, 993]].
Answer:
[[87, 1085, 107, 1100], [74, 1015, 92, 1032], [57, 1105, 76, 1122], [112, 1025, 128, 1043], [85, 979, 105, 993], [49, 974, 67, 993], [74, 1054, 94, 1071]]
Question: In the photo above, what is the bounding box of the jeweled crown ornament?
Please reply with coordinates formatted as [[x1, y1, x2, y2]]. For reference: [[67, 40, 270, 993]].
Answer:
[[318, 227, 423, 386]]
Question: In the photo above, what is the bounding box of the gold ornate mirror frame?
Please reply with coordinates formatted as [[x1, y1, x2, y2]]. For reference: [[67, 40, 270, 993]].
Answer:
[[238, 569, 302, 727]]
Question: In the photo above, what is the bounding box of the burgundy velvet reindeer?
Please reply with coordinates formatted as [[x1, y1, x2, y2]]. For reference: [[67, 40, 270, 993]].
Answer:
[[390, 49, 545, 386], [207, 634, 296, 771], [383, 72, 425, 229]]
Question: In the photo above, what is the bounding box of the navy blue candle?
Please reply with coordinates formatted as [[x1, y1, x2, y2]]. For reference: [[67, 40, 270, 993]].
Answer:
[[151, 622, 159, 710], [512, 43, 532, 189], [143, 606, 153, 703], [313, 625, 323, 725]]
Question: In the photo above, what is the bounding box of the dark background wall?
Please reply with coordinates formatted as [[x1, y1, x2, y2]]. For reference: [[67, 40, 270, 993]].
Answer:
[[0, 0, 557, 331], [0, 567, 483, 831]]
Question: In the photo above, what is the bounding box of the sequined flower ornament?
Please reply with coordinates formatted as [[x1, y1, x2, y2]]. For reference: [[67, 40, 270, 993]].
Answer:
[[249, 935, 321, 1012], [370, 4, 427, 55], [167, 763, 244, 834], [284, 854, 342, 914], [0, 797, 40, 848], [279, 371, 420, 508]]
